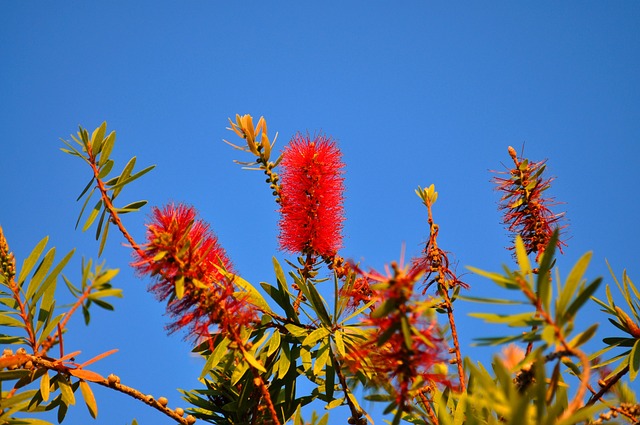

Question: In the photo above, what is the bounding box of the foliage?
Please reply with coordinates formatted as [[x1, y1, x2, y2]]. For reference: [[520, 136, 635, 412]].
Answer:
[[0, 117, 638, 425]]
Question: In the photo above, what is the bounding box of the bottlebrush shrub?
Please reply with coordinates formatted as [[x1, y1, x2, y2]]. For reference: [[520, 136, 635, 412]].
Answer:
[[0, 117, 638, 425]]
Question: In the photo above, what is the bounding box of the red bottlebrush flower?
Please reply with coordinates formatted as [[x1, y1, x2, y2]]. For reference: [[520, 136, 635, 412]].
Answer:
[[343, 260, 450, 410], [278, 133, 345, 258], [133, 204, 257, 341], [494, 146, 566, 260]]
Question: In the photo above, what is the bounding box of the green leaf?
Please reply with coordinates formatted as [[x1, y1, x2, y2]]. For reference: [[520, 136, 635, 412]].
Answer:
[[18, 236, 49, 285], [630, 338, 640, 381], [75, 187, 96, 229], [58, 374, 76, 405], [557, 252, 592, 317], [109, 163, 156, 197], [313, 343, 330, 376], [457, 295, 525, 305], [79, 380, 98, 418], [333, 331, 346, 357], [76, 178, 95, 202], [37, 313, 63, 345], [567, 323, 598, 349], [299, 278, 332, 326], [370, 298, 398, 319], [562, 278, 602, 323], [82, 199, 103, 232], [468, 311, 541, 327], [243, 350, 266, 373], [117, 200, 148, 214], [94, 269, 120, 287], [277, 342, 291, 379], [33, 248, 74, 306], [98, 131, 116, 167], [98, 220, 110, 257], [514, 235, 532, 275], [467, 266, 519, 290], [40, 370, 51, 401], [218, 267, 270, 313], [267, 330, 281, 356], [302, 327, 330, 348], [98, 159, 114, 179], [200, 337, 230, 379], [25, 248, 56, 301], [90, 122, 107, 157]]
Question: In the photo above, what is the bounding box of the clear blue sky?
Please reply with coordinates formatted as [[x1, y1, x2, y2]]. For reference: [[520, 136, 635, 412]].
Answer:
[[1, 2, 639, 424]]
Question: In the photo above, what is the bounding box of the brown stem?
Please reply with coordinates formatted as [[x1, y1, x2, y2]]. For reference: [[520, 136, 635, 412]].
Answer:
[[418, 388, 439, 425], [517, 276, 591, 419], [441, 289, 465, 392], [88, 160, 144, 256], [586, 364, 630, 407], [8, 276, 37, 351], [11, 354, 193, 425], [333, 353, 366, 424]]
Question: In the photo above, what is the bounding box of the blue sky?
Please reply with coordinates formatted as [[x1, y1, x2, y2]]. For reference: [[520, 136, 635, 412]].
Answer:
[[1, 2, 639, 424]]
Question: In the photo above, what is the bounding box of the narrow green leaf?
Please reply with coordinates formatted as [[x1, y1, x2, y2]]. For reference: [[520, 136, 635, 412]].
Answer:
[[97, 159, 114, 179], [567, 323, 598, 349], [457, 295, 524, 305], [514, 235, 531, 275], [558, 252, 592, 316], [304, 280, 332, 326], [79, 380, 98, 418], [370, 298, 398, 319], [467, 266, 519, 289], [58, 374, 76, 405], [110, 164, 155, 195], [40, 370, 51, 401], [25, 248, 56, 300], [243, 351, 267, 373], [300, 346, 312, 372], [218, 267, 270, 312], [94, 269, 119, 287], [334, 331, 346, 357], [277, 342, 291, 379], [90, 122, 107, 157], [313, 343, 330, 376], [302, 327, 330, 348], [98, 131, 116, 167], [267, 330, 281, 356], [37, 313, 63, 345], [630, 338, 640, 381], [563, 278, 602, 323], [82, 200, 103, 232], [98, 220, 110, 257], [75, 187, 96, 229], [76, 178, 95, 202], [18, 236, 49, 285], [33, 248, 74, 305], [117, 200, 148, 214], [199, 338, 230, 379], [243, 350, 266, 373]]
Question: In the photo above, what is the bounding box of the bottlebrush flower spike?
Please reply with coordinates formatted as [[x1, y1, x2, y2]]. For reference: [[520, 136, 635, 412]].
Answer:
[[133, 204, 257, 341], [494, 146, 566, 260], [278, 133, 345, 258]]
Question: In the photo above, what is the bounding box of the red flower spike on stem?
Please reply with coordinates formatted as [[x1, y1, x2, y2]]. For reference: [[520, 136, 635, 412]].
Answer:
[[133, 204, 257, 342], [278, 133, 345, 258], [494, 146, 566, 260]]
